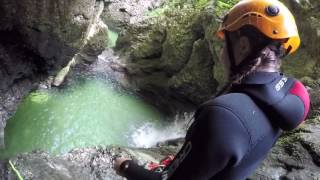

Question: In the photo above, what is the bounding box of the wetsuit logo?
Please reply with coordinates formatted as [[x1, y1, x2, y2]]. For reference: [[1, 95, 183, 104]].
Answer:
[[161, 141, 192, 180], [275, 77, 288, 91]]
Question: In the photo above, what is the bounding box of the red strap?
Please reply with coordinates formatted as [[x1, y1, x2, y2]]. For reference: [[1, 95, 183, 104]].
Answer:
[[147, 162, 161, 171], [147, 155, 175, 171], [160, 155, 174, 166]]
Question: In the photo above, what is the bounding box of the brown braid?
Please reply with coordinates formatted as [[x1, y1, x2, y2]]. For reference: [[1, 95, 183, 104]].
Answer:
[[215, 57, 262, 97], [215, 45, 282, 97]]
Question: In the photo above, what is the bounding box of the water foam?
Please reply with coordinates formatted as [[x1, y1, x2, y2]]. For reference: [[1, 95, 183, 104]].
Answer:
[[129, 113, 193, 148]]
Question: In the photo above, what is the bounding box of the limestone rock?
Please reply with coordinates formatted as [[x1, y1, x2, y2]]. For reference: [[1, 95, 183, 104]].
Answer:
[[115, 2, 219, 113], [250, 124, 320, 180]]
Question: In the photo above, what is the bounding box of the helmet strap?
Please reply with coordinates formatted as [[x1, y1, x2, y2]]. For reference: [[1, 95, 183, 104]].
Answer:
[[225, 32, 237, 73], [225, 31, 263, 77]]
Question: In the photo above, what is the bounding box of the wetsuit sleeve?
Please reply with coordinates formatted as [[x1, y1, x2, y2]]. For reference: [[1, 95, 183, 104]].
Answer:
[[163, 105, 251, 180], [121, 105, 251, 180]]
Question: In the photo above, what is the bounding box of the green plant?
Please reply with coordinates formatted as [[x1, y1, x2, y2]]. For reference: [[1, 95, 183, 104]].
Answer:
[[9, 160, 24, 180]]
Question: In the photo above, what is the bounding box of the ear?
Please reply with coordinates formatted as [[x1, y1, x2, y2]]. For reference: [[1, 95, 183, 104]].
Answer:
[[238, 36, 251, 57]]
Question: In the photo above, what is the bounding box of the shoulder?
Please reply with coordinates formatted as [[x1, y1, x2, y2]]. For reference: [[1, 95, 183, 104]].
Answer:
[[190, 94, 253, 155], [194, 93, 257, 136], [274, 78, 310, 130], [193, 93, 275, 143], [196, 93, 258, 118], [288, 79, 310, 116]]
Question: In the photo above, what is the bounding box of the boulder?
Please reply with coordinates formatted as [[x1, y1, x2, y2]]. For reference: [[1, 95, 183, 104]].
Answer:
[[250, 124, 320, 180]]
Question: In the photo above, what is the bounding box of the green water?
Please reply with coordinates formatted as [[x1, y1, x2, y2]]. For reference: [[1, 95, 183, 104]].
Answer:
[[0, 79, 163, 158], [108, 29, 119, 48]]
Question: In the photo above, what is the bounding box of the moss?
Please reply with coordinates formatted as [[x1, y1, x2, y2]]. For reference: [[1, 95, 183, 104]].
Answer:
[[300, 76, 319, 88], [215, 0, 238, 17], [194, 0, 211, 9], [276, 127, 306, 146], [307, 116, 320, 124], [282, 50, 318, 79]]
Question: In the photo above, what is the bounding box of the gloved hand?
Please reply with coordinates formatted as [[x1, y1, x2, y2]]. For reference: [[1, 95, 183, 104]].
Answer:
[[113, 157, 131, 176]]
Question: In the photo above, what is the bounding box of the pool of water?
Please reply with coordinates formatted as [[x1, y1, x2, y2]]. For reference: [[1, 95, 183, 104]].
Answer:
[[108, 29, 119, 48], [0, 78, 175, 158]]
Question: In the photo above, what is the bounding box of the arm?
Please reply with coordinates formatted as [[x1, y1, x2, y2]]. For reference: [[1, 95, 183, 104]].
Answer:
[[120, 160, 162, 180], [163, 105, 251, 180], [118, 105, 250, 180]]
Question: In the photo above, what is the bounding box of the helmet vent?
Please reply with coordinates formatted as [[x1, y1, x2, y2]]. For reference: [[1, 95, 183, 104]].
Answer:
[[243, 14, 249, 19], [242, 13, 262, 20]]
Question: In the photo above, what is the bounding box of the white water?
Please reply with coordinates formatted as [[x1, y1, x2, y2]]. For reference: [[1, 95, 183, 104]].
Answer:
[[129, 113, 193, 148]]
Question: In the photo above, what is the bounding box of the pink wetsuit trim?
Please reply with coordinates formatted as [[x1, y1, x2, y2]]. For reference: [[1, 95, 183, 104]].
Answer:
[[290, 81, 310, 122]]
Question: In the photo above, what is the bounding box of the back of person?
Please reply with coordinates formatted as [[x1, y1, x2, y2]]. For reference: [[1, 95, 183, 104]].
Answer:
[[198, 93, 281, 180], [192, 72, 309, 180]]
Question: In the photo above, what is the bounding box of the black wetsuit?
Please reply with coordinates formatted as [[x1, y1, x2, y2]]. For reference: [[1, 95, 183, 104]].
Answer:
[[121, 72, 310, 180]]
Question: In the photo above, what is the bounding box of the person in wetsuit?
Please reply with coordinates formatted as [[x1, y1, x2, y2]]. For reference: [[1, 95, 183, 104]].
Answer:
[[113, 0, 310, 179]]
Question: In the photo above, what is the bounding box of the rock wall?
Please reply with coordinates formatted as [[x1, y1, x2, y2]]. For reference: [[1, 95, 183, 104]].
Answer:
[[282, 0, 320, 79], [110, 0, 319, 113], [0, 0, 97, 69], [114, 2, 219, 114]]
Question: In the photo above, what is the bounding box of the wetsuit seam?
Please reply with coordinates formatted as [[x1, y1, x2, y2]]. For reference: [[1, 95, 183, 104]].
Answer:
[[202, 104, 253, 147]]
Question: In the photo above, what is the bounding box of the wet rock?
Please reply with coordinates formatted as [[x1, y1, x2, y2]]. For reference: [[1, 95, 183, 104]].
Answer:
[[3, 145, 178, 180], [80, 1, 109, 64], [250, 124, 320, 180], [101, 0, 165, 31], [3, 123, 320, 180]]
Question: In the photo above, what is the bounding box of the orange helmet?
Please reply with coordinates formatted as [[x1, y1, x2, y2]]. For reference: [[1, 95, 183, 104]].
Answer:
[[216, 0, 300, 54]]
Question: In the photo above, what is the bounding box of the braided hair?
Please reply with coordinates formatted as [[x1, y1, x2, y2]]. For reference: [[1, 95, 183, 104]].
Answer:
[[215, 25, 285, 97]]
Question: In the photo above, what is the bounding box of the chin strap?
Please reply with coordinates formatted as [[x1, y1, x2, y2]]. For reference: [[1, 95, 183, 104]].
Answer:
[[225, 32, 270, 77], [225, 32, 237, 73]]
